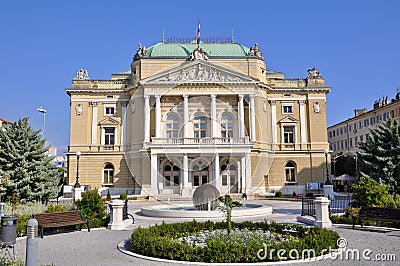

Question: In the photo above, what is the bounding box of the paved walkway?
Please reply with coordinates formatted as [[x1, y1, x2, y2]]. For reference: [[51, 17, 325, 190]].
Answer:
[[13, 199, 399, 265]]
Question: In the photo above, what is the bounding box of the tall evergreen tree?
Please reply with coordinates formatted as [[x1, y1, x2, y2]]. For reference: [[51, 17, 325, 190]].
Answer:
[[358, 119, 400, 195], [0, 118, 62, 202]]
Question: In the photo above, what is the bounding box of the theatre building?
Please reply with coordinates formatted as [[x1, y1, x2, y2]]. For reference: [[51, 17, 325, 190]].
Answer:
[[66, 36, 331, 197]]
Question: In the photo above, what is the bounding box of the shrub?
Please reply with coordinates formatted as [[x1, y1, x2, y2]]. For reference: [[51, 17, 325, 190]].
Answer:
[[274, 192, 283, 197], [352, 177, 395, 207], [305, 192, 314, 198], [106, 190, 111, 201], [119, 193, 127, 200], [75, 189, 108, 228], [292, 191, 297, 197], [130, 220, 340, 263], [46, 204, 67, 213]]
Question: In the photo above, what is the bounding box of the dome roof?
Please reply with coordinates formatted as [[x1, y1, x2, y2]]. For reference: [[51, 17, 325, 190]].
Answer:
[[146, 43, 251, 58]]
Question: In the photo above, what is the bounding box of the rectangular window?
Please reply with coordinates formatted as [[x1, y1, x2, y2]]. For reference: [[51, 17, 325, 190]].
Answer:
[[391, 110, 395, 118], [333, 143, 337, 151], [282, 105, 293, 114], [165, 176, 171, 187], [329, 131, 332, 138], [104, 128, 115, 145], [333, 130, 336, 137], [344, 126, 347, 133], [364, 119, 369, 127], [341, 140, 344, 150], [201, 175, 208, 185], [355, 137, 358, 146], [350, 138, 353, 147], [283, 126, 295, 144], [222, 175, 228, 186], [359, 121, 362, 129], [354, 123, 357, 130], [360, 135, 364, 142], [105, 107, 115, 115], [173, 176, 179, 186], [348, 125, 352, 132], [193, 175, 199, 186], [285, 168, 295, 182], [345, 140, 348, 148], [340, 128, 343, 135], [366, 133, 369, 140]]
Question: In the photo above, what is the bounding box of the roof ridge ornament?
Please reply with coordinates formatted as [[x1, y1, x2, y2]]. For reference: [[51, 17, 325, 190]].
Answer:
[[190, 47, 209, 61]]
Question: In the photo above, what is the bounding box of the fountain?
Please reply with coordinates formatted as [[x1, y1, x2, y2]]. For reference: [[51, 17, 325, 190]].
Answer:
[[141, 184, 273, 218]]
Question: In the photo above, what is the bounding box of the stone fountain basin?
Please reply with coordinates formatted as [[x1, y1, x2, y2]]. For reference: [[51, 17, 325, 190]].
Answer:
[[141, 203, 273, 218]]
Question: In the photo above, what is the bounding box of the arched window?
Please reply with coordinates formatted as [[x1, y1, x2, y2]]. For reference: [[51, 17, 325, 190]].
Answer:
[[193, 114, 206, 138], [166, 114, 179, 138], [221, 113, 233, 138], [103, 163, 114, 185], [220, 160, 238, 192], [285, 161, 296, 182]]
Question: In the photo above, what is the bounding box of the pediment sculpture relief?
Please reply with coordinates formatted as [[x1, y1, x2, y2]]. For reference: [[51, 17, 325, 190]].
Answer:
[[154, 64, 243, 83]]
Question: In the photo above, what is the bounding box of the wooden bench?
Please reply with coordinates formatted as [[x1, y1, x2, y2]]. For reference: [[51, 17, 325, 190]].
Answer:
[[34, 210, 90, 238], [352, 206, 400, 229]]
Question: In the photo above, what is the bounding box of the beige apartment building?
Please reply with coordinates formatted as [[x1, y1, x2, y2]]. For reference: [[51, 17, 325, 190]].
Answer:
[[66, 36, 331, 197], [328, 93, 400, 156]]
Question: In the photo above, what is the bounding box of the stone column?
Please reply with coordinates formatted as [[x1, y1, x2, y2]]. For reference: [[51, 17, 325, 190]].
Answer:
[[107, 200, 125, 230], [91, 102, 98, 144], [214, 153, 221, 192], [314, 197, 332, 228], [144, 95, 150, 143], [245, 152, 252, 194], [150, 153, 158, 195], [239, 95, 245, 138], [240, 156, 246, 193], [299, 100, 306, 144], [183, 95, 189, 138], [182, 154, 190, 197], [249, 95, 256, 141], [211, 94, 217, 138], [270, 100, 277, 144], [155, 95, 161, 138], [121, 102, 127, 147]]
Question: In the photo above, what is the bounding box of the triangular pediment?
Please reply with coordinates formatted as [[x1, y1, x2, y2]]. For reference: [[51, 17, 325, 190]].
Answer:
[[142, 60, 258, 85], [99, 117, 119, 125], [278, 116, 298, 123]]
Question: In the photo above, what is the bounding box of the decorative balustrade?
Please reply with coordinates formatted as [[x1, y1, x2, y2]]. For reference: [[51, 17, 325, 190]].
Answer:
[[151, 137, 249, 145]]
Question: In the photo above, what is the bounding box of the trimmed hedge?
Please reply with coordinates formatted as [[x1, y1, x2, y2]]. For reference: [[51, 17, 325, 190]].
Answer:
[[130, 220, 340, 263]]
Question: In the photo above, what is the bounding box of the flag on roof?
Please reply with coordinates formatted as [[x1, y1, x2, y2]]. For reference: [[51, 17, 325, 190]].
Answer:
[[196, 20, 201, 45]]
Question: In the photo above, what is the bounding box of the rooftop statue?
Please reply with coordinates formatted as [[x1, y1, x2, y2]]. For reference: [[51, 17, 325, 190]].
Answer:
[[307, 66, 322, 79], [134, 43, 149, 60], [74, 69, 89, 80], [249, 43, 263, 58], [190, 47, 209, 61]]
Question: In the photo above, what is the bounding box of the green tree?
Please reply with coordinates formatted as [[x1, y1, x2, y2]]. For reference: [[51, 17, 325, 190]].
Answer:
[[0, 118, 62, 202], [352, 177, 396, 207], [218, 195, 241, 234], [358, 119, 400, 195]]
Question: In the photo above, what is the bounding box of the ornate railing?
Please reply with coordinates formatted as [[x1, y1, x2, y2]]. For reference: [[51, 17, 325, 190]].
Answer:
[[151, 137, 249, 145], [301, 196, 316, 217], [163, 36, 233, 44]]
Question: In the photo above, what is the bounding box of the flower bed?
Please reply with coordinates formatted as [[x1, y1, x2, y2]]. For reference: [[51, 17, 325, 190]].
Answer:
[[130, 220, 340, 263]]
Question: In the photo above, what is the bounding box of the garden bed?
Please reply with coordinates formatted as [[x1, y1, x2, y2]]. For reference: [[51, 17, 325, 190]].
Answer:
[[130, 220, 340, 263]]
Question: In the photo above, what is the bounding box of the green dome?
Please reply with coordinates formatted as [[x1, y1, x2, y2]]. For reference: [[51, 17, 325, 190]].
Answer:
[[146, 43, 250, 58]]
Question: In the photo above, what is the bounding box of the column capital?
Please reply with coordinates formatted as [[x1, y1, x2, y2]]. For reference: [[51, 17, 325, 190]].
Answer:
[[155, 95, 161, 100], [183, 94, 189, 99], [249, 94, 255, 99], [211, 94, 217, 99], [270, 100, 276, 105], [121, 102, 128, 107], [299, 100, 307, 105], [90, 101, 98, 106], [239, 94, 244, 100], [144, 95, 150, 100]]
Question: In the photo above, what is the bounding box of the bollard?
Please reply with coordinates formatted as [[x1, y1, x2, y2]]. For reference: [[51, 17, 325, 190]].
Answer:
[[0, 202, 5, 217], [26, 218, 38, 266]]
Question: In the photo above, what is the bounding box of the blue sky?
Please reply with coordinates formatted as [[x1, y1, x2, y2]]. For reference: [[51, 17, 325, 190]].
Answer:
[[1, 0, 399, 154]]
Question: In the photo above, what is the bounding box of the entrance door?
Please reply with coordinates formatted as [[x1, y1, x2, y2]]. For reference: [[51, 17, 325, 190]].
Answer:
[[192, 165, 209, 187], [221, 164, 238, 193], [164, 164, 181, 194]]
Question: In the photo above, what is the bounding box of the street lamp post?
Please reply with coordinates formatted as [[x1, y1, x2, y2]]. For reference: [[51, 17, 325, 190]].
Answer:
[[324, 149, 332, 185], [36, 107, 46, 135], [74, 151, 81, 188]]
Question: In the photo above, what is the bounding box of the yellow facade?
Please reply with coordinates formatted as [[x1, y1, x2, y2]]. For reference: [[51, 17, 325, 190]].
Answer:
[[66, 40, 331, 196]]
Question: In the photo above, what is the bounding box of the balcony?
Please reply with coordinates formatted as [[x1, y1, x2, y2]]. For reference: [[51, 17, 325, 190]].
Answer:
[[151, 137, 250, 145]]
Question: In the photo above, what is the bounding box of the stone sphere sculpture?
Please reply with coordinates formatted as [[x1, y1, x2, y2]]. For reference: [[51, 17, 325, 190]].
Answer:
[[192, 184, 221, 211]]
